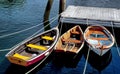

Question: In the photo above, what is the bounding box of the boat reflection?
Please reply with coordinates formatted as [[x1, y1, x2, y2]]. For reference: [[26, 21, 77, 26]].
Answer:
[[52, 49, 83, 68], [65, 50, 83, 68], [83, 44, 112, 71]]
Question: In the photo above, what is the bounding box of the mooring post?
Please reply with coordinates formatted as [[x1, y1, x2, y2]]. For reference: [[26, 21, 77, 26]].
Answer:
[[59, 0, 66, 34], [59, 0, 66, 14], [43, 0, 54, 31]]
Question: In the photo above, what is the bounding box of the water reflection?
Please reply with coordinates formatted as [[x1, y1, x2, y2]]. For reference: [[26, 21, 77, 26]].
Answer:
[[0, 0, 24, 8], [83, 44, 112, 71], [0, 0, 120, 73], [4, 44, 113, 74]]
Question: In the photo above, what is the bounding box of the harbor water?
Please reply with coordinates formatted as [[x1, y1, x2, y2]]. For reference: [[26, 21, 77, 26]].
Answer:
[[0, 0, 120, 74]]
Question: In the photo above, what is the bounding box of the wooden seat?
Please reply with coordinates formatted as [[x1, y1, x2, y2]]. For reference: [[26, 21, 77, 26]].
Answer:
[[13, 53, 30, 60], [42, 36, 53, 41], [89, 37, 109, 40], [70, 47, 78, 53], [61, 38, 81, 44], [68, 39, 81, 43], [61, 38, 69, 43], [70, 30, 80, 34], [27, 44, 47, 51]]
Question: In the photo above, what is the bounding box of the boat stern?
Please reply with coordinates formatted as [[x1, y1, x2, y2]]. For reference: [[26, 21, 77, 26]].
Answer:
[[6, 56, 28, 66]]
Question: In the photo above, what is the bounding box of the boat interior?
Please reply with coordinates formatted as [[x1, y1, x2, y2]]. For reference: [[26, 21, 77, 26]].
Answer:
[[55, 26, 84, 53], [85, 26, 113, 48], [9, 30, 57, 60]]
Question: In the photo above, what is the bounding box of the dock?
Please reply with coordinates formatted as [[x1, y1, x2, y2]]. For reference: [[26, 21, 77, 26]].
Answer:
[[60, 5, 120, 27]]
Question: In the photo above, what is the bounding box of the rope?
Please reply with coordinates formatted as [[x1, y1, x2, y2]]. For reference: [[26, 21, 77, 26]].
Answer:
[[28, 15, 59, 38], [0, 49, 11, 52], [0, 14, 59, 39], [25, 50, 52, 74], [83, 19, 90, 74], [111, 22, 120, 56], [0, 14, 59, 74], [25, 15, 60, 74], [0, 14, 59, 52], [25, 17, 61, 74], [83, 47, 90, 74]]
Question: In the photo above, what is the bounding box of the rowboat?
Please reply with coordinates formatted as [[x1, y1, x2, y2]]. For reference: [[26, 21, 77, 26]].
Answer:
[[84, 25, 114, 56], [5, 27, 59, 67], [54, 25, 84, 58]]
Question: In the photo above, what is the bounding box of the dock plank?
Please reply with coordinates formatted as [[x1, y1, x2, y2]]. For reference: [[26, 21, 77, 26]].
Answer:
[[61, 5, 120, 27]]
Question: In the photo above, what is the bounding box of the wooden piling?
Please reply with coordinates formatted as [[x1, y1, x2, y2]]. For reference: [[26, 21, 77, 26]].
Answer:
[[59, 0, 66, 14], [58, 0, 66, 35], [43, 0, 54, 31]]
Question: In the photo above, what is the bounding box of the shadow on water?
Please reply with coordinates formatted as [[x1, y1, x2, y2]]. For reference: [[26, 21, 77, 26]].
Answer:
[[52, 50, 83, 68], [83, 44, 112, 72], [65, 50, 83, 68], [4, 37, 113, 74], [5, 50, 82, 74]]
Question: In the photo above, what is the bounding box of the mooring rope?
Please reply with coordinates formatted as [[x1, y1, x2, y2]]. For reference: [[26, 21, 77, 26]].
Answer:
[[82, 19, 90, 74], [111, 22, 120, 56], [25, 50, 52, 74], [83, 47, 90, 74], [0, 49, 11, 52], [28, 15, 59, 38], [0, 14, 59, 39], [25, 15, 62, 74], [0, 14, 60, 52]]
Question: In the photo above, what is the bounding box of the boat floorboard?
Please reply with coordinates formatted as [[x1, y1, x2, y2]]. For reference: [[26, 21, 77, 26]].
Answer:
[[20, 51, 32, 57]]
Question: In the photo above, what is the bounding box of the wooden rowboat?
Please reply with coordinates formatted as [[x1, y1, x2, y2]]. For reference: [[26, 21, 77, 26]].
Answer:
[[84, 25, 114, 56], [5, 27, 59, 67], [54, 25, 84, 58]]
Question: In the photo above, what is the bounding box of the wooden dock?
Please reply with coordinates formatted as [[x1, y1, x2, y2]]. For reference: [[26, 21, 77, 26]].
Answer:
[[60, 5, 120, 27]]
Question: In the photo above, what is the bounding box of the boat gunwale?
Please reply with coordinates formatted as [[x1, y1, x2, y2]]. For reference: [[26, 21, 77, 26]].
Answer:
[[84, 25, 115, 49], [55, 25, 84, 54], [5, 27, 59, 62]]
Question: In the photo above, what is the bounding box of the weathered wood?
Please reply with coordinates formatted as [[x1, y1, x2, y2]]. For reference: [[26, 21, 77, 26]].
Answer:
[[59, 0, 66, 14], [43, 0, 54, 31], [61, 5, 120, 27]]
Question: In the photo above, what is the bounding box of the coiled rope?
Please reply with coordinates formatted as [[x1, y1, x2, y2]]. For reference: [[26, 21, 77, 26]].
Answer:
[[111, 22, 120, 56]]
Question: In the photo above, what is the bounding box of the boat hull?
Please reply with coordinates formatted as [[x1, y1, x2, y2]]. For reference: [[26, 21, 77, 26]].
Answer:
[[54, 25, 84, 59], [7, 47, 53, 67], [84, 25, 114, 56], [84, 46, 112, 71], [6, 27, 59, 67], [88, 45, 110, 56]]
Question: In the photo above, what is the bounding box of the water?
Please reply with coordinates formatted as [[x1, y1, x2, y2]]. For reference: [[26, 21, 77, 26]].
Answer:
[[0, 0, 120, 74]]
